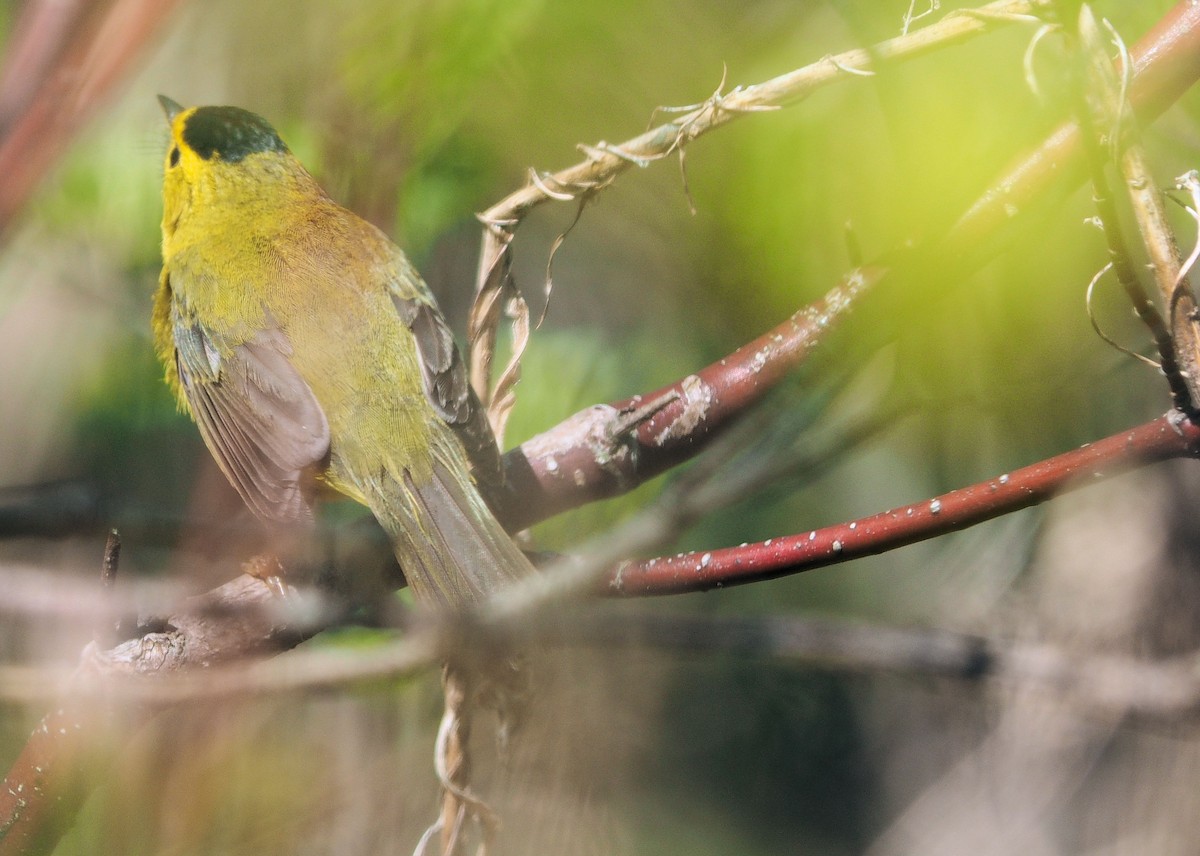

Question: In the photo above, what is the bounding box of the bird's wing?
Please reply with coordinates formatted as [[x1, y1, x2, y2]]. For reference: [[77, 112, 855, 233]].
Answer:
[[173, 306, 330, 523], [386, 276, 503, 498]]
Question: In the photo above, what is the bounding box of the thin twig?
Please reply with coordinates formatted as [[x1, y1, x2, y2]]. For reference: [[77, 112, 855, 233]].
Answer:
[[476, 0, 1040, 232], [949, 0, 1200, 258], [1079, 7, 1200, 412], [1085, 262, 1162, 369], [433, 665, 497, 856]]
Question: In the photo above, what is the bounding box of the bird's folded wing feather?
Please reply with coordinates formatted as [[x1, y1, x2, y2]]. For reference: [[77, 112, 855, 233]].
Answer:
[[173, 313, 330, 523], [387, 281, 502, 497]]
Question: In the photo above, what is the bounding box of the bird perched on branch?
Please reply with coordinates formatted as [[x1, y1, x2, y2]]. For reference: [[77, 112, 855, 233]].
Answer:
[[153, 96, 533, 609]]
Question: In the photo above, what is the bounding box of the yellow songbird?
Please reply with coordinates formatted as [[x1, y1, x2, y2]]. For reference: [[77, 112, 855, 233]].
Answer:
[[153, 97, 532, 609]]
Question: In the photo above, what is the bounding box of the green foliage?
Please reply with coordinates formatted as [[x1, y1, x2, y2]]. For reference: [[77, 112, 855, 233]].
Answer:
[[32, 122, 163, 271], [397, 134, 498, 261], [339, 0, 547, 160]]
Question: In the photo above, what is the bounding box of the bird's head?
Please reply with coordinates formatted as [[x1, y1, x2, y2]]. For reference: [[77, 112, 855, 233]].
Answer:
[[158, 96, 302, 240]]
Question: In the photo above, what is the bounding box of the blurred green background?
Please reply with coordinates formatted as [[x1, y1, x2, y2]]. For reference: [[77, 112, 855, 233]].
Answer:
[[2, 1, 1199, 853]]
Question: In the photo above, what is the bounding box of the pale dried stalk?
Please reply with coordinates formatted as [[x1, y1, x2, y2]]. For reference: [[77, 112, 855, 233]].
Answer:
[[432, 665, 497, 856], [468, 0, 1047, 430]]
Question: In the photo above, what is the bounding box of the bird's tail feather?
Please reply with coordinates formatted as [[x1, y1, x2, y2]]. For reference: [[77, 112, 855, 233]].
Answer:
[[364, 449, 532, 610]]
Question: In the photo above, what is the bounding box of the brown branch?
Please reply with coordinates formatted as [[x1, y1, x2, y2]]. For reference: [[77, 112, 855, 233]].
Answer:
[[1073, 10, 1192, 413], [3, 400, 1199, 849], [4, 5, 1200, 850], [432, 664, 498, 856], [2, 4, 1198, 555], [21, 584, 1200, 716], [948, 0, 1200, 254], [469, 0, 1200, 451], [0, 705, 98, 856], [476, 0, 1040, 233], [0, 0, 84, 132], [608, 413, 1200, 595], [437, 666, 470, 856]]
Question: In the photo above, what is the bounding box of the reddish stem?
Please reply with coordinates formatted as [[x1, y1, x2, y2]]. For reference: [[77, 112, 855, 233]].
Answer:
[[0, 707, 93, 855], [0, 0, 183, 240], [610, 414, 1200, 595], [497, 266, 883, 530]]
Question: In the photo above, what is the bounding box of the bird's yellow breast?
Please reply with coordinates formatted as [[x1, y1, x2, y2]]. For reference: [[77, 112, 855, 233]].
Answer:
[[159, 154, 437, 499]]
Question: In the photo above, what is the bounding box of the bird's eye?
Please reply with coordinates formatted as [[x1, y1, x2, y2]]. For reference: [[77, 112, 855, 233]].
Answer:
[[168, 146, 180, 167]]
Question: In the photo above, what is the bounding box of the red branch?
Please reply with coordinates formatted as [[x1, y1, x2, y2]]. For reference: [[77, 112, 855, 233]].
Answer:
[[495, 266, 883, 530], [610, 414, 1200, 595]]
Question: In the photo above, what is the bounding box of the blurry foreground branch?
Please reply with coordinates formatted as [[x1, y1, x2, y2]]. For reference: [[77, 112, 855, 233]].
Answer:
[[0, 0, 183, 241]]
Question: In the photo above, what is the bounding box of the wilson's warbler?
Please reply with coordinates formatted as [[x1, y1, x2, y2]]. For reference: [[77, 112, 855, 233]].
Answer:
[[153, 96, 532, 609]]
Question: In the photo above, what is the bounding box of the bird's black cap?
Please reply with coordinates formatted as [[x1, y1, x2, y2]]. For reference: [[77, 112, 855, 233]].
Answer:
[[180, 105, 288, 163]]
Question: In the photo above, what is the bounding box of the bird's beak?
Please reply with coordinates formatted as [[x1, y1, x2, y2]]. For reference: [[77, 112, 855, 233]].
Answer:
[[157, 95, 184, 123]]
